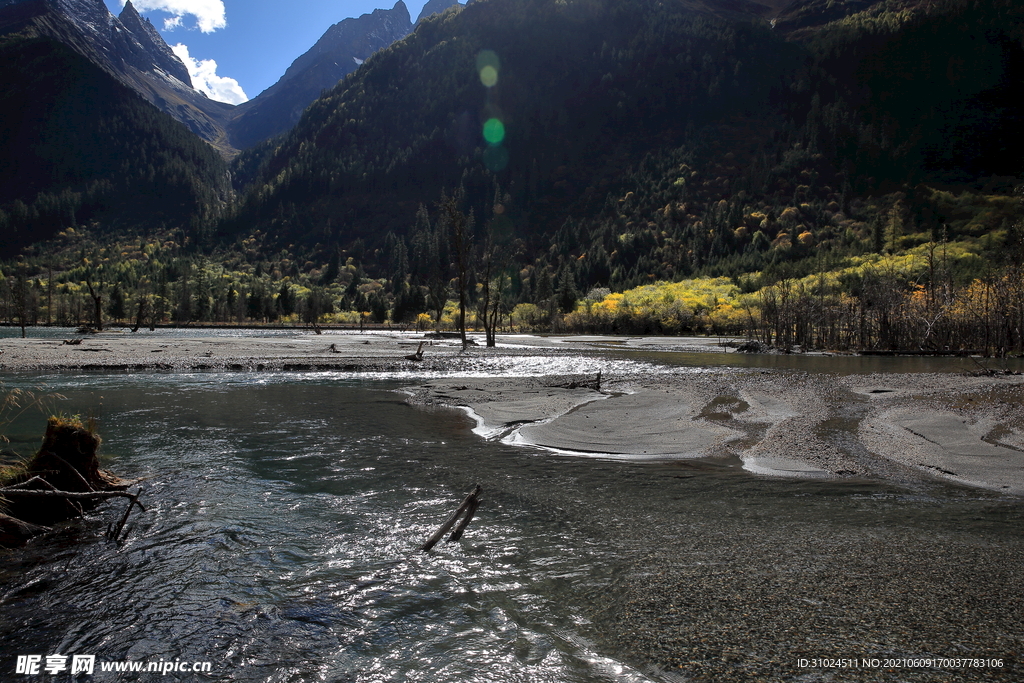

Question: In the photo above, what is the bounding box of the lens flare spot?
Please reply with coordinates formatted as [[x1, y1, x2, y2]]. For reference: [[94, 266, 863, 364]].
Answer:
[[480, 65, 498, 87], [476, 50, 500, 72], [483, 118, 505, 144], [483, 144, 509, 172], [476, 50, 500, 88]]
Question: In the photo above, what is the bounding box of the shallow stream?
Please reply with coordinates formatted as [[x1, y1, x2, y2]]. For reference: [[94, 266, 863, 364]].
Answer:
[[1, 354, 1022, 681]]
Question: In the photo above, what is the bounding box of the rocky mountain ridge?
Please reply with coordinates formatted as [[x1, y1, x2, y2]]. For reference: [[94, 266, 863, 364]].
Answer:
[[0, 0, 464, 153], [0, 0, 188, 82], [0, 0, 236, 150], [116, 0, 191, 85], [226, 0, 454, 149]]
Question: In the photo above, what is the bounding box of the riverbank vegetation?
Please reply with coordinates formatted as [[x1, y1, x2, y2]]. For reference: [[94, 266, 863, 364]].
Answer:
[[2, 197, 1021, 355]]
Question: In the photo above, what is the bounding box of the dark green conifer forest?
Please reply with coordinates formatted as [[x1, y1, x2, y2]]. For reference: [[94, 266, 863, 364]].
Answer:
[[0, 35, 230, 254]]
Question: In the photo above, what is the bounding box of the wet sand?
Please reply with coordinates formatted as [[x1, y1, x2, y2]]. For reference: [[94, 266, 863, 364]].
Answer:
[[407, 370, 1024, 497], [405, 366, 1024, 682]]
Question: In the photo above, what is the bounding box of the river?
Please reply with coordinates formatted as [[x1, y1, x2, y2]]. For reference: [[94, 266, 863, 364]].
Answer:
[[1, 348, 1022, 681]]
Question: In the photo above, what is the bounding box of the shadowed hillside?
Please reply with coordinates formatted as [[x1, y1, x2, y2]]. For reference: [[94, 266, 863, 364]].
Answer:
[[0, 34, 230, 255]]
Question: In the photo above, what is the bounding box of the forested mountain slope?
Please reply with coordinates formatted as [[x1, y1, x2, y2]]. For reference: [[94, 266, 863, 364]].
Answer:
[[228, 0, 1022, 292], [0, 33, 230, 256], [228, 0, 795, 246]]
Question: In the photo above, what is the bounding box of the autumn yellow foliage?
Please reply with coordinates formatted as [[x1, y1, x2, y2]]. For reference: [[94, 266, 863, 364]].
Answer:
[[565, 277, 754, 334]]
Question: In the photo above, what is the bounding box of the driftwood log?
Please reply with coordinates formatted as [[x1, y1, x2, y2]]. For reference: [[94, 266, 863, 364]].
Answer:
[[405, 341, 426, 361], [545, 372, 602, 391], [447, 496, 480, 542], [420, 485, 482, 552]]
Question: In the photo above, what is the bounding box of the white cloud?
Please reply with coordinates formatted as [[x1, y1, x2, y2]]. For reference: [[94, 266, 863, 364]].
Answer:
[[172, 43, 248, 104], [126, 0, 226, 33]]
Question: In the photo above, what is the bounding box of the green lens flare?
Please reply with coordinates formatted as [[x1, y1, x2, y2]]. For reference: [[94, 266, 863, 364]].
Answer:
[[483, 118, 505, 144], [479, 65, 498, 87], [476, 50, 500, 88], [476, 50, 500, 72]]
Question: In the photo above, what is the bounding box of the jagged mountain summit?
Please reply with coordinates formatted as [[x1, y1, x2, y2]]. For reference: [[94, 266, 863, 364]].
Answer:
[[116, 0, 191, 84], [0, 0, 462, 153], [227, 1, 460, 149], [0, 0, 236, 149], [0, 0, 189, 84]]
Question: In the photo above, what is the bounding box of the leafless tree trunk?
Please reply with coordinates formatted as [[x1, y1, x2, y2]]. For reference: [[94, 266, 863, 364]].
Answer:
[[85, 278, 103, 331], [440, 190, 473, 349]]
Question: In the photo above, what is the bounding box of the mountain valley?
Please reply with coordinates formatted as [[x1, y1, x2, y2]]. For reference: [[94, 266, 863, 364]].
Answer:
[[1, 0, 1021, 353]]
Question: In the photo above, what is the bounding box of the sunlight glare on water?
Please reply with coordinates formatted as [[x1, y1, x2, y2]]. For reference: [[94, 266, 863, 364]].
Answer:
[[0, 373, 657, 683]]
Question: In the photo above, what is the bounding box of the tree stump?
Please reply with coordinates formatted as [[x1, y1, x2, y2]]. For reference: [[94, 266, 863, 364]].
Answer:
[[5, 417, 127, 527]]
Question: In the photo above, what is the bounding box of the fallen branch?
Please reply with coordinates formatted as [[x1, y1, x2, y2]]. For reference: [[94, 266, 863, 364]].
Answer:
[[0, 488, 140, 502], [1, 487, 145, 543], [106, 492, 144, 543], [1, 475, 85, 516], [1, 475, 54, 491], [545, 371, 602, 391], [447, 497, 480, 542], [420, 485, 482, 552], [405, 341, 426, 361]]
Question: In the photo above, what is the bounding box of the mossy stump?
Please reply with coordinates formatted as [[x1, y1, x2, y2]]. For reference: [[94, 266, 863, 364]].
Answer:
[[5, 417, 126, 528], [33, 418, 108, 490]]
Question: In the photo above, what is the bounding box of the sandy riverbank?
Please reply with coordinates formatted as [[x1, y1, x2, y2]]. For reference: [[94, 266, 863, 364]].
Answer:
[[403, 366, 1024, 681], [0, 329, 470, 372], [405, 369, 1024, 497], [4, 329, 1023, 496], [400, 364, 1024, 681], [0, 329, 735, 372]]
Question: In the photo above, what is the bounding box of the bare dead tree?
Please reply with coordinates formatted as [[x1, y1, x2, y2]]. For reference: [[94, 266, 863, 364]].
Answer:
[[439, 189, 474, 349], [83, 259, 105, 331]]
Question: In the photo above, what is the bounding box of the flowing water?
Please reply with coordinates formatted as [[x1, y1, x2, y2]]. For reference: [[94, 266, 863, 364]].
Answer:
[[1, 353, 1022, 681], [1, 371, 674, 682]]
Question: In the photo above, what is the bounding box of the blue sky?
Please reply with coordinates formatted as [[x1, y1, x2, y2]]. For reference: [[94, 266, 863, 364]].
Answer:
[[102, 0, 439, 104]]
